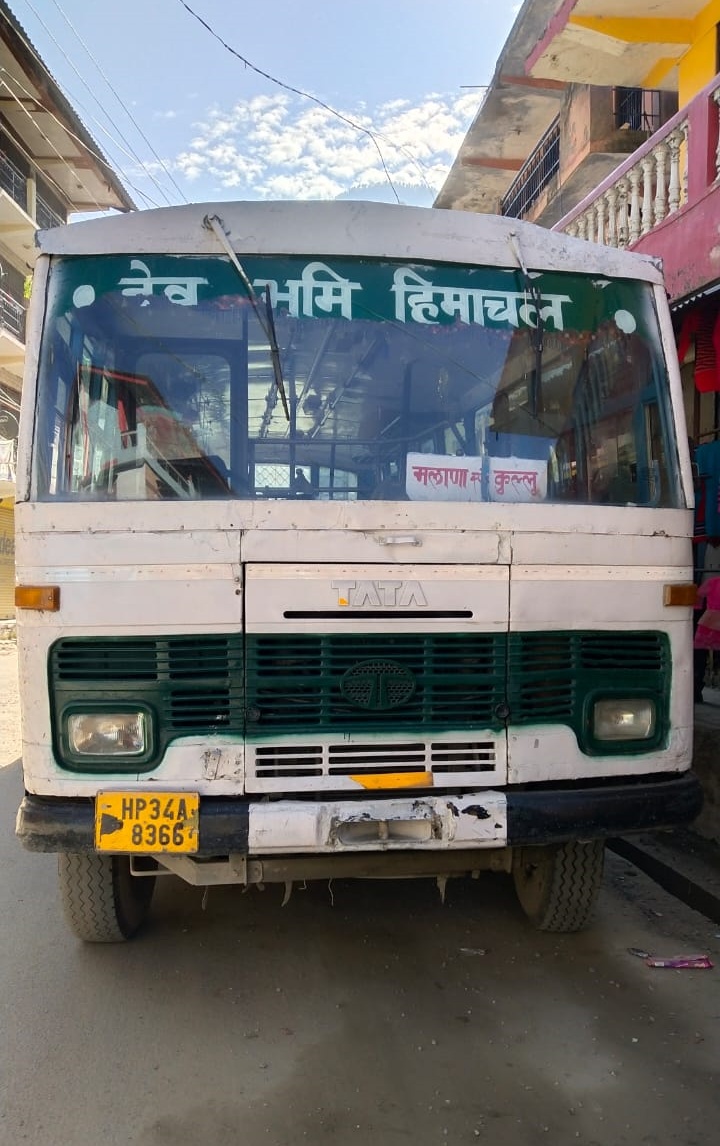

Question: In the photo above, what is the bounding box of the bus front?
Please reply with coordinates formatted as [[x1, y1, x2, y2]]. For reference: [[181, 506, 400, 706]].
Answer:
[[14, 203, 702, 940]]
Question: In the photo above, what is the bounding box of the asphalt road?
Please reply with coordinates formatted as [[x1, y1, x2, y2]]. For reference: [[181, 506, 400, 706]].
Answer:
[[1, 761, 719, 1146]]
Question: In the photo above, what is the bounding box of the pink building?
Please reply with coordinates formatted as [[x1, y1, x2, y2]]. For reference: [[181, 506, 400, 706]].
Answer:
[[437, 1, 720, 449]]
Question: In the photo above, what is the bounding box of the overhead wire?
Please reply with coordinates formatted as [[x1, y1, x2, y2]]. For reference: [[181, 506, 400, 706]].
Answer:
[[0, 69, 163, 211], [12, 0, 472, 214], [0, 71, 105, 213], [0, 73, 75, 207], [16, 0, 179, 208], [46, 0, 188, 203], [177, 0, 403, 204]]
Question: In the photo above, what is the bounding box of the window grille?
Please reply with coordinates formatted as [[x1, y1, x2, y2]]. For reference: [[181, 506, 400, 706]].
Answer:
[[501, 119, 560, 220]]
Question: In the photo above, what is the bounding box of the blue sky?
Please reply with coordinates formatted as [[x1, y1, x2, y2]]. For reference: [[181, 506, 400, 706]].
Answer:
[[15, 0, 520, 209]]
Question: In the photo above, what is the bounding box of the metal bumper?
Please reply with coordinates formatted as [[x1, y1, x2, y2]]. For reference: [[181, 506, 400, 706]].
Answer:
[[16, 772, 702, 856]]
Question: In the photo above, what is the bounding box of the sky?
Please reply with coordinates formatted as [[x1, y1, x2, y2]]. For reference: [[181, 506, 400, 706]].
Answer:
[[13, 0, 521, 212]]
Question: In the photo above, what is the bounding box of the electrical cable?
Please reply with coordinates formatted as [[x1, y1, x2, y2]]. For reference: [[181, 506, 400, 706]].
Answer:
[[177, 0, 401, 204], [16, 0, 178, 207], [0, 69, 162, 211], [0, 72, 104, 213], [46, 0, 187, 203]]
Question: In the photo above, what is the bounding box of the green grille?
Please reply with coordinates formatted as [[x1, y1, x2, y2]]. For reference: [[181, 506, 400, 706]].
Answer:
[[245, 632, 505, 732], [50, 635, 244, 771], [508, 630, 669, 750], [49, 629, 670, 771]]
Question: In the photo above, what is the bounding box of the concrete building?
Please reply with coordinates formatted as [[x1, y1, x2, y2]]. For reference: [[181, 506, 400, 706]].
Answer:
[[436, 1, 720, 467], [0, 0, 134, 618]]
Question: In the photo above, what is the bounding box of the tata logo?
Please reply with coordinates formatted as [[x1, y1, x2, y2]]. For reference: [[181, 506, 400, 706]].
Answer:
[[331, 580, 427, 608], [340, 659, 417, 710]]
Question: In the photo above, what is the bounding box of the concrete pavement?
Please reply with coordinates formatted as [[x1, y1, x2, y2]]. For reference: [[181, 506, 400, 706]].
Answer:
[[1, 757, 720, 1146], [690, 689, 720, 844]]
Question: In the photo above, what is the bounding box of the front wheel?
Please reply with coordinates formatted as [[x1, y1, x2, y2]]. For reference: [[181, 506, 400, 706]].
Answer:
[[58, 852, 155, 942], [513, 840, 604, 932]]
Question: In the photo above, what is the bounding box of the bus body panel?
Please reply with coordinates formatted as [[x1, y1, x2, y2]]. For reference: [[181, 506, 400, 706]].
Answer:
[[16, 505, 694, 799], [12, 203, 702, 936]]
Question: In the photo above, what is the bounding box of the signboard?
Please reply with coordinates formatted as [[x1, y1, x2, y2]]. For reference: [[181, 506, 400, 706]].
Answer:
[[50, 254, 654, 340]]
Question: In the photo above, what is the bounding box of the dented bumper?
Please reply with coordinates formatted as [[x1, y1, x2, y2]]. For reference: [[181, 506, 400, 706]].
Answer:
[[17, 772, 702, 856]]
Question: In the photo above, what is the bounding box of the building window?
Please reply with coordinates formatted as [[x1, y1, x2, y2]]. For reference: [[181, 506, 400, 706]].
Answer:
[[613, 88, 661, 133]]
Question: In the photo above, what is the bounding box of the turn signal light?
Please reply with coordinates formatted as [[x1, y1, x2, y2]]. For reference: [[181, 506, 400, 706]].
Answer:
[[15, 585, 60, 611], [663, 583, 697, 607]]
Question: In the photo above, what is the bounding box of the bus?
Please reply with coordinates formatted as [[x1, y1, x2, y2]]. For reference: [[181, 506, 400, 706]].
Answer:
[[14, 200, 702, 941]]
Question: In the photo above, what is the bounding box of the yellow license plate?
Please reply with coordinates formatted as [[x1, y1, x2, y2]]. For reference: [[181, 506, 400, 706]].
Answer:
[[95, 791, 199, 853]]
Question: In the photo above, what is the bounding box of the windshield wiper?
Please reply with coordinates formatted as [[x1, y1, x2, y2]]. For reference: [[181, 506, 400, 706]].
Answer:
[[508, 230, 544, 418], [204, 213, 290, 421], [262, 285, 290, 421]]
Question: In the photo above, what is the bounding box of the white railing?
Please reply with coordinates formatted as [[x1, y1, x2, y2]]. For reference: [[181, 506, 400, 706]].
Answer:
[[555, 77, 720, 249], [562, 120, 689, 247]]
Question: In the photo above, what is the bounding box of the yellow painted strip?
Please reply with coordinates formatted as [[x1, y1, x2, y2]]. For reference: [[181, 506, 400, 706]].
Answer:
[[569, 16, 693, 46], [350, 771, 433, 790]]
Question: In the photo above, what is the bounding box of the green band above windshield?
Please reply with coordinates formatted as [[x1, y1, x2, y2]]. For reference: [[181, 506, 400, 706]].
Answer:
[[51, 254, 654, 338]]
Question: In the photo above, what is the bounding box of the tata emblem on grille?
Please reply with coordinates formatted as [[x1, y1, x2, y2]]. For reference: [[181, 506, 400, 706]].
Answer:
[[340, 660, 417, 711], [332, 580, 427, 607]]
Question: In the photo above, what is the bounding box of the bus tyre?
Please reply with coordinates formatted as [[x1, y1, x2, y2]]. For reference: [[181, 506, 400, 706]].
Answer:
[[512, 840, 604, 932], [58, 852, 155, 942]]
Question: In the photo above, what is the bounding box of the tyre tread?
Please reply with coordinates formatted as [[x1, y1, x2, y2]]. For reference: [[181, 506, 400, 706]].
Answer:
[[514, 840, 604, 933], [58, 853, 151, 942], [542, 841, 604, 932]]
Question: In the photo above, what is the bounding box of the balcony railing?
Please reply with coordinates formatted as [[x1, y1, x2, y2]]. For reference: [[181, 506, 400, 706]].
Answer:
[[555, 74, 720, 250], [36, 194, 64, 230], [0, 151, 65, 229], [0, 288, 26, 342], [0, 151, 27, 213], [502, 118, 560, 219]]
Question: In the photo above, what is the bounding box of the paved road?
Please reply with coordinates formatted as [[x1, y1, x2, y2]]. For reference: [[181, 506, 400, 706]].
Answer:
[[1, 764, 719, 1146]]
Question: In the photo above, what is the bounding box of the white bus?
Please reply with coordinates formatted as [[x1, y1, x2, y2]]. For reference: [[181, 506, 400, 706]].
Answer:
[[14, 201, 701, 941]]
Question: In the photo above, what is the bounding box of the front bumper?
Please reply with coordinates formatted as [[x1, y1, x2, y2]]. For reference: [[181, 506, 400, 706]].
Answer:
[[16, 772, 702, 856]]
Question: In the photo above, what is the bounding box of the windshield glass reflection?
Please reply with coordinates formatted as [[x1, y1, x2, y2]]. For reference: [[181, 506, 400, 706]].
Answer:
[[33, 254, 682, 508]]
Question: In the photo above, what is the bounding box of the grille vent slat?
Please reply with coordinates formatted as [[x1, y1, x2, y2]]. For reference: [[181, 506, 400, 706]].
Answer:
[[255, 744, 324, 777], [246, 633, 505, 730], [251, 739, 498, 779]]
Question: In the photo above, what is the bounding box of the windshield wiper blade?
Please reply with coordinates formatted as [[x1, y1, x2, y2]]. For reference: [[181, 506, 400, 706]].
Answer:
[[263, 287, 290, 421], [203, 213, 290, 422]]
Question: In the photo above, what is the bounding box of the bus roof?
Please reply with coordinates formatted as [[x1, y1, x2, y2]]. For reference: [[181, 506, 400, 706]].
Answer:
[[36, 200, 665, 284]]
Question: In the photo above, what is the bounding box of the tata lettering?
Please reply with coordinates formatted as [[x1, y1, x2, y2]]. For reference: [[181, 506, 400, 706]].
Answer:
[[331, 580, 428, 607]]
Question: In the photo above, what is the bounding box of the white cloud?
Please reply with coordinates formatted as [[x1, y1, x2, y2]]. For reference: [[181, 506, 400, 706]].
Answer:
[[168, 89, 479, 204]]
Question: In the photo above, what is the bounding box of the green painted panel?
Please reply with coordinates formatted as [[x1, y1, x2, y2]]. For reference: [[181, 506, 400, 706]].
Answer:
[[48, 629, 670, 772], [50, 254, 656, 336]]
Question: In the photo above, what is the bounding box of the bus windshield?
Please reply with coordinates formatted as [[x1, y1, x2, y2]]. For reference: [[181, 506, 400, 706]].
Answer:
[[33, 253, 684, 507]]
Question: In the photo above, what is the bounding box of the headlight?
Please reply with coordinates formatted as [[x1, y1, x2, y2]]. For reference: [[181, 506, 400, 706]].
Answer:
[[592, 699, 655, 741], [67, 712, 147, 756]]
